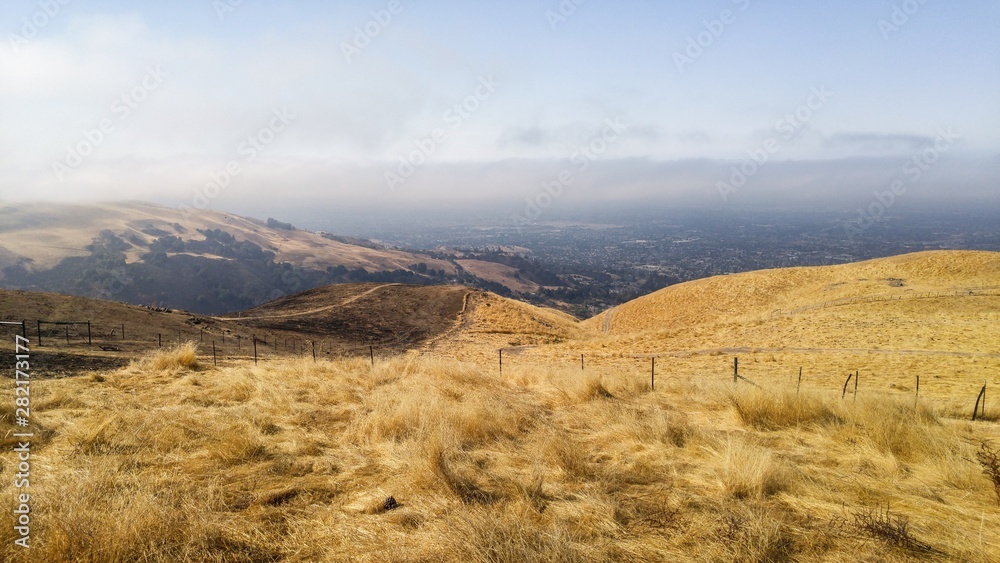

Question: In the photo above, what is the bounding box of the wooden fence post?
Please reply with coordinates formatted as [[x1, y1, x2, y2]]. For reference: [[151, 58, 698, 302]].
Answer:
[[370, 345, 375, 368], [797, 367, 802, 394], [842, 372, 854, 399], [733, 357, 738, 384], [212, 341, 217, 366], [253, 336, 258, 366], [651, 357, 655, 391]]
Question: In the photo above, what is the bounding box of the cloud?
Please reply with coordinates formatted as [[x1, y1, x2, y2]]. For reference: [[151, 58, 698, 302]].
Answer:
[[823, 132, 936, 152], [500, 126, 549, 146]]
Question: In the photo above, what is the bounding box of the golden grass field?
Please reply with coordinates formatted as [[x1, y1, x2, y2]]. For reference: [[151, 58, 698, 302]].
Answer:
[[1, 250, 999, 561]]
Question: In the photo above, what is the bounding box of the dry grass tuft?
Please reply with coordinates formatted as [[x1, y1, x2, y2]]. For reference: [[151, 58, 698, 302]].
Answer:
[[715, 437, 789, 499], [714, 504, 795, 563], [429, 443, 503, 505], [851, 504, 934, 555], [450, 502, 587, 563], [729, 386, 840, 430], [139, 341, 200, 371], [977, 442, 1000, 505]]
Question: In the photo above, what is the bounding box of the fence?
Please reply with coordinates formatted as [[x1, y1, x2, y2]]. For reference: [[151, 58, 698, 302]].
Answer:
[[0, 320, 27, 339]]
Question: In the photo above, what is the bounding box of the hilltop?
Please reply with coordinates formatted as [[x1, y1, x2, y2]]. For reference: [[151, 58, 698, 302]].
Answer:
[[586, 250, 1000, 335], [0, 201, 450, 273], [0, 282, 583, 371]]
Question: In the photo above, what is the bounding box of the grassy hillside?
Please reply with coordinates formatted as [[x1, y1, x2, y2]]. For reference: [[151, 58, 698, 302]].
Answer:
[[586, 250, 1000, 334], [1, 250, 998, 561], [0, 201, 458, 314], [0, 350, 997, 561], [224, 283, 471, 351], [0, 201, 453, 274]]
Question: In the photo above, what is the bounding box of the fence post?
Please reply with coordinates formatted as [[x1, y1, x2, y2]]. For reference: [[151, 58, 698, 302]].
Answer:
[[121, 323, 125, 340], [87, 320, 92, 345], [581, 354, 584, 371], [65, 325, 69, 344], [797, 367, 802, 394], [499, 349, 503, 376], [733, 357, 738, 384], [212, 341, 217, 366], [370, 345, 375, 368], [854, 370, 859, 402], [37, 320, 42, 347], [21, 320, 26, 341], [312, 341, 316, 362], [158, 333, 162, 348], [973, 383, 987, 421], [651, 356, 655, 391], [253, 336, 258, 366], [842, 372, 854, 399]]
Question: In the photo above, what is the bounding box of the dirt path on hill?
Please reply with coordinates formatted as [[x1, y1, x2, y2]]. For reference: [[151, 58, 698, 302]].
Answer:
[[421, 289, 475, 351], [214, 284, 401, 321], [601, 307, 617, 334]]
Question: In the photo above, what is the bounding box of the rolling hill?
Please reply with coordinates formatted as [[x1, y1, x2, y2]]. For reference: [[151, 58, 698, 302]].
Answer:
[[0, 200, 452, 273], [1, 250, 999, 561], [0, 281, 584, 370], [585, 250, 1000, 336], [0, 201, 460, 314]]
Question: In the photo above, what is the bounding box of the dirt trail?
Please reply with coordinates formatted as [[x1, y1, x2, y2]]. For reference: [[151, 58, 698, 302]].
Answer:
[[214, 284, 401, 321], [421, 289, 475, 352], [601, 307, 617, 334]]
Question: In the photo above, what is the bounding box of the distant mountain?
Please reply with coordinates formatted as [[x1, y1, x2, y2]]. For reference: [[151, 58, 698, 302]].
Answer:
[[0, 201, 459, 314]]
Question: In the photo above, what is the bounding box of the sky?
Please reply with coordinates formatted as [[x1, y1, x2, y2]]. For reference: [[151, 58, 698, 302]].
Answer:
[[0, 0, 997, 221]]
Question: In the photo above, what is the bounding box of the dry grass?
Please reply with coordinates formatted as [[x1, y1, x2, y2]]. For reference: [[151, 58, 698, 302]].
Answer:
[[1, 354, 998, 562], [138, 341, 200, 371], [713, 436, 789, 499]]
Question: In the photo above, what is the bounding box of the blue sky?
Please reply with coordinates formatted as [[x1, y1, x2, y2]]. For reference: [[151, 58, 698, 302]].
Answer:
[[0, 0, 997, 215]]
